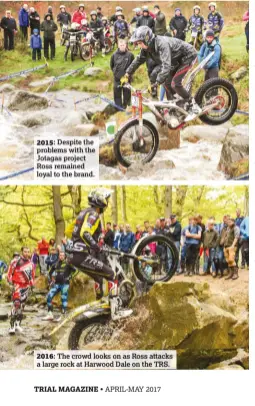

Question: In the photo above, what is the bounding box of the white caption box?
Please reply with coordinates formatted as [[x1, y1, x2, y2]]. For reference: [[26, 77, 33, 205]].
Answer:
[[34, 350, 177, 370], [34, 136, 99, 182]]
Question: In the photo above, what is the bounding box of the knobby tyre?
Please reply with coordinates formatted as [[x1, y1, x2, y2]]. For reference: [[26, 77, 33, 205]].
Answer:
[[68, 315, 111, 350], [113, 119, 159, 168]]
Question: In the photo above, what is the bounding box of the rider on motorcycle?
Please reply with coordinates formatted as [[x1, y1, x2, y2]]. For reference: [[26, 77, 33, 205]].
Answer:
[[57, 5, 71, 28], [123, 26, 201, 120], [89, 10, 106, 56], [67, 188, 133, 321]]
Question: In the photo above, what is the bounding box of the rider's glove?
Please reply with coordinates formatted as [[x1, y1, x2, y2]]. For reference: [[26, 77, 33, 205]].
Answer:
[[120, 73, 129, 86]]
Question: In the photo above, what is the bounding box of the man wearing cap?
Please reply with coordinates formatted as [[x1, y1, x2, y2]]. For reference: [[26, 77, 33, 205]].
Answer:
[[198, 29, 221, 81], [170, 8, 188, 41], [0, 10, 17, 50], [223, 217, 240, 280], [154, 5, 167, 36], [137, 6, 155, 32], [130, 8, 142, 27], [168, 215, 182, 273], [207, 2, 224, 41]]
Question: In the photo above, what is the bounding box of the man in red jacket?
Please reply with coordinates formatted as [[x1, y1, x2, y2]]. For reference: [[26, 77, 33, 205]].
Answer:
[[37, 236, 49, 274], [7, 247, 35, 334], [72, 3, 87, 26]]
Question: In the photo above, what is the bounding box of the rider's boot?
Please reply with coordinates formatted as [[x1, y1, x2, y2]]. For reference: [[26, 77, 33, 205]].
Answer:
[[108, 281, 133, 321], [232, 266, 239, 280], [15, 320, 23, 333], [184, 98, 202, 121], [9, 317, 16, 335], [225, 267, 234, 280]]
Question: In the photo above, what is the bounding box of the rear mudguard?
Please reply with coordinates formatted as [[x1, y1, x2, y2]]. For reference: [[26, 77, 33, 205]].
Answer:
[[48, 299, 110, 337]]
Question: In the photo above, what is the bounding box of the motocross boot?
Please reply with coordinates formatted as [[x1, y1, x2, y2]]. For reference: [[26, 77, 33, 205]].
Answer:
[[232, 267, 239, 280], [15, 321, 23, 333], [184, 98, 202, 121], [9, 317, 16, 335], [225, 267, 234, 280], [110, 296, 133, 321]]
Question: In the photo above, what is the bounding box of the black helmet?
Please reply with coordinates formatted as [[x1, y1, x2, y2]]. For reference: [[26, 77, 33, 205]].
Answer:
[[88, 188, 112, 210], [206, 29, 215, 37], [130, 26, 154, 46]]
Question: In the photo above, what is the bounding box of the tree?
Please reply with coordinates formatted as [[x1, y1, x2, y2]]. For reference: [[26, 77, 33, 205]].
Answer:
[[164, 186, 172, 218], [52, 186, 65, 245], [120, 186, 127, 223], [111, 186, 118, 225], [175, 186, 188, 219], [68, 186, 82, 217], [244, 186, 249, 216]]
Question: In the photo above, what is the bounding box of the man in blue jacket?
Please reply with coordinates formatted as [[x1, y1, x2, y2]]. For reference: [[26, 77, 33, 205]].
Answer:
[[19, 4, 29, 41], [198, 29, 221, 81], [119, 224, 136, 253], [240, 217, 249, 268]]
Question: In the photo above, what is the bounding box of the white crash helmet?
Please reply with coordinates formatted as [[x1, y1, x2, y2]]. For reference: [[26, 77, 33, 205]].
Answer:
[[59, 5, 65, 10], [193, 5, 201, 11], [116, 6, 123, 12], [209, 2, 217, 9], [71, 22, 80, 30]]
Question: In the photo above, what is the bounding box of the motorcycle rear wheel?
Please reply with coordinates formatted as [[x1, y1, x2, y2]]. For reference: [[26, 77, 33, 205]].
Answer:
[[70, 45, 76, 61], [113, 119, 159, 168], [68, 315, 112, 350], [195, 78, 238, 125], [133, 234, 179, 285], [80, 43, 91, 61]]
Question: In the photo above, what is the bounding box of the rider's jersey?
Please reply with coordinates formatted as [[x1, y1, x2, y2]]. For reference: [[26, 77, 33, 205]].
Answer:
[[7, 257, 35, 287], [49, 259, 77, 285], [57, 11, 71, 26], [188, 14, 205, 32], [113, 19, 129, 38], [126, 35, 197, 85], [89, 19, 104, 34], [71, 207, 102, 252], [207, 12, 224, 34]]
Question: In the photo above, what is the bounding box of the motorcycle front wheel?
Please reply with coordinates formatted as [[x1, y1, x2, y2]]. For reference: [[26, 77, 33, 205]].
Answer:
[[113, 119, 159, 168], [68, 315, 112, 350], [195, 77, 238, 125], [104, 38, 112, 53], [70, 44, 76, 61], [133, 234, 179, 285], [80, 43, 91, 61]]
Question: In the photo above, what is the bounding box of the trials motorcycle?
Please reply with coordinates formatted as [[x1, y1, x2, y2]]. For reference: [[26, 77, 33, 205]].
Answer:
[[113, 52, 238, 168], [48, 234, 178, 350]]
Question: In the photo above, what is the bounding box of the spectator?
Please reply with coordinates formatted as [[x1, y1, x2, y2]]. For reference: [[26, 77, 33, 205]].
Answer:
[[223, 217, 240, 280], [188, 5, 205, 49], [154, 5, 167, 36], [235, 208, 245, 268], [113, 224, 121, 249], [207, 2, 224, 42], [0, 259, 7, 285], [29, 7, 40, 35], [202, 219, 219, 277], [41, 13, 58, 60], [147, 226, 157, 254], [113, 12, 129, 41], [170, 7, 188, 40], [137, 6, 155, 32], [104, 222, 114, 247], [214, 215, 229, 277], [168, 214, 182, 273], [119, 224, 136, 253], [109, 6, 124, 25], [72, 4, 87, 26], [30, 28, 42, 61], [130, 8, 142, 27], [89, 10, 105, 57], [185, 216, 202, 276], [135, 225, 143, 241], [198, 29, 221, 82], [47, 6, 53, 19], [37, 236, 50, 274], [97, 7, 103, 20], [0, 10, 17, 50], [45, 246, 59, 270], [142, 220, 150, 236], [110, 39, 134, 109], [154, 219, 161, 233], [57, 5, 71, 29], [195, 214, 205, 273], [243, 10, 249, 52], [240, 216, 249, 268], [31, 248, 39, 269], [180, 217, 192, 274], [19, 4, 29, 41], [49, 238, 56, 248]]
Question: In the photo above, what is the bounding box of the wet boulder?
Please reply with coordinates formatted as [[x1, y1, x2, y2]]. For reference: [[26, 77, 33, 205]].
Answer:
[[73, 124, 99, 136], [84, 67, 103, 77], [29, 77, 55, 88], [19, 112, 52, 128], [8, 90, 49, 111], [0, 83, 16, 93], [230, 67, 248, 81], [0, 308, 8, 321], [217, 124, 249, 178], [181, 124, 229, 143], [62, 111, 89, 130]]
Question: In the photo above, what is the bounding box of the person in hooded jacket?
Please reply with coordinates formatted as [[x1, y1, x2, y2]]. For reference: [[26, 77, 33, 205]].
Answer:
[[154, 5, 167, 36], [170, 7, 188, 40], [41, 13, 58, 60], [198, 29, 221, 81], [0, 10, 17, 50], [137, 6, 155, 33], [57, 5, 71, 29], [19, 4, 29, 41], [30, 28, 42, 60], [110, 39, 134, 109]]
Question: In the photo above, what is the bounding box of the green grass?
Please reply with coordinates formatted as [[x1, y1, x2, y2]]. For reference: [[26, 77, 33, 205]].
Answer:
[[0, 22, 249, 123]]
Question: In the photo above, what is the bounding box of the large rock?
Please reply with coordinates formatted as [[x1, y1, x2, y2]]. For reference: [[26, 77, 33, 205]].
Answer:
[[0, 83, 16, 93], [0, 309, 8, 321], [230, 67, 248, 81], [218, 125, 249, 177], [181, 125, 229, 143], [84, 67, 103, 77], [19, 112, 51, 128], [73, 124, 99, 136], [8, 90, 48, 111], [61, 110, 89, 129], [143, 112, 180, 150], [29, 77, 55, 88]]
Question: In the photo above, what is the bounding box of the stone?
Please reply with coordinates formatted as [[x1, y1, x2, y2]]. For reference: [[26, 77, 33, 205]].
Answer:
[[230, 67, 248, 80], [0, 83, 16, 93], [84, 67, 103, 77], [8, 90, 48, 111], [29, 77, 55, 88], [73, 124, 99, 136], [217, 125, 249, 177], [0, 309, 8, 321], [61, 111, 89, 129], [181, 125, 228, 143], [19, 112, 51, 128]]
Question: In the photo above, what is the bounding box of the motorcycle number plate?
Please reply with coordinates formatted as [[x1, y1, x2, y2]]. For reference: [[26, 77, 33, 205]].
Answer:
[[132, 96, 139, 107]]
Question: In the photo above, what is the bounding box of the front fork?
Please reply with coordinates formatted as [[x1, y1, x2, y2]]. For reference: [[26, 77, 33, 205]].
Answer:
[[132, 90, 144, 144]]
